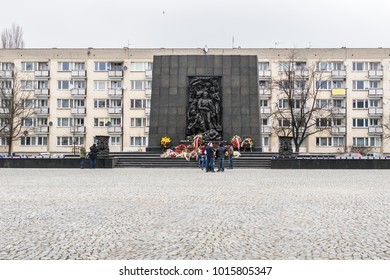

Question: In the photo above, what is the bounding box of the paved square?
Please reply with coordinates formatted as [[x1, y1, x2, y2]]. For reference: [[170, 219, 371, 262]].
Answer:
[[1, 168, 390, 260]]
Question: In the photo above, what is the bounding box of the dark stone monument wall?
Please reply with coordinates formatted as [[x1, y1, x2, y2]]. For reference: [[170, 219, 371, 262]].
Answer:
[[149, 55, 260, 149]]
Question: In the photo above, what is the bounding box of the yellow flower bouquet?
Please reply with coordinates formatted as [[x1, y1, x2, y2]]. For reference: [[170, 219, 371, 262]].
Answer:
[[160, 136, 171, 149]]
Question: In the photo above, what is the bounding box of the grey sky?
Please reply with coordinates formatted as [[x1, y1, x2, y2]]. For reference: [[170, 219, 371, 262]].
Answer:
[[2, 0, 390, 49]]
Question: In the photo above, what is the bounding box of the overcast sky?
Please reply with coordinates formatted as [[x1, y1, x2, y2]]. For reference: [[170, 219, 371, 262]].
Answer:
[[2, 0, 390, 49]]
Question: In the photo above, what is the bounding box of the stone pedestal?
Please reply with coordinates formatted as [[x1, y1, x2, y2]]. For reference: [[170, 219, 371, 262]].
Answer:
[[148, 55, 261, 150], [95, 135, 110, 158], [279, 136, 293, 156]]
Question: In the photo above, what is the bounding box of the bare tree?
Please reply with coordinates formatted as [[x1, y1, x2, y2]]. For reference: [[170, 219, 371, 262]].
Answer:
[[382, 118, 390, 141], [349, 145, 373, 155], [1, 23, 25, 49], [0, 68, 35, 155], [271, 52, 336, 153]]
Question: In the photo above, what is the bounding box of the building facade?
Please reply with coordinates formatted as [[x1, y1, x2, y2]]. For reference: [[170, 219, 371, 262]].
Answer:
[[0, 47, 389, 155]]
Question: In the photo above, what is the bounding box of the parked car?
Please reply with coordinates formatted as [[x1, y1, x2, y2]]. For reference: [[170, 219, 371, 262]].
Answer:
[[37, 152, 51, 158], [335, 152, 362, 159], [51, 154, 64, 159], [362, 153, 383, 159]]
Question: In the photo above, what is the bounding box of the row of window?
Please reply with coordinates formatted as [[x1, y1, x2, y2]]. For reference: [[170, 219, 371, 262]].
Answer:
[[270, 80, 382, 92], [0, 98, 149, 110], [1, 61, 385, 75], [259, 61, 381, 72], [274, 99, 380, 109], [316, 137, 381, 147], [17, 80, 151, 90], [20, 62, 153, 72], [20, 117, 149, 128], [18, 80, 151, 90], [14, 136, 148, 147], [17, 115, 381, 129], [277, 118, 380, 128]]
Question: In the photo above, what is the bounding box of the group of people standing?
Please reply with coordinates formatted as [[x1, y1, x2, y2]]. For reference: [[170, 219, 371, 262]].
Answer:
[[198, 142, 234, 172], [79, 144, 98, 169]]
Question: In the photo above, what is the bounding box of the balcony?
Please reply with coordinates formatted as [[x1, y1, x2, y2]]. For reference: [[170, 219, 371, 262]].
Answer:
[[71, 88, 86, 97], [108, 107, 121, 115], [144, 107, 151, 116], [145, 88, 152, 96], [368, 126, 383, 135], [108, 126, 122, 134], [34, 89, 50, 98], [0, 70, 12, 78], [260, 107, 271, 115], [331, 126, 346, 135], [259, 88, 271, 97], [1, 89, 12, 97], [368, 88, 383, 97], [368, 70, 383, 78], [368, 107, 383, 116], [145, 70, 153, 79], [331, 88, 346, 98], [70, 126, 86, 134], [108, 70, 123, 78], [34, 107, 49, 115], [331, 70, 346, 79], [108, 89, 123, 97], [292, 108, 308, 114], [71, 70, 86, 78], [294, 69, 309, 77], [144, 127, 149, 135], [35, 70, 50, 79], [331, 107, 346, 116], [259, 70, 271, 79], [34, 126, 49, 134], [0, 108, 9, 115], [261, 125, 272, 134], [70, 107, 86, 115]]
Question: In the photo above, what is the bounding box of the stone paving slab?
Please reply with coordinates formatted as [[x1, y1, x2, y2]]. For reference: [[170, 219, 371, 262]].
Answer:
[[0, 168, 390, 260]]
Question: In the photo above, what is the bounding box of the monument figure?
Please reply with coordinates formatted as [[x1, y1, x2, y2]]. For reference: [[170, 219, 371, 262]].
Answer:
[[186, 77, 222, 141], [95, 135, 110, 158], [279, 136, 293, 157]]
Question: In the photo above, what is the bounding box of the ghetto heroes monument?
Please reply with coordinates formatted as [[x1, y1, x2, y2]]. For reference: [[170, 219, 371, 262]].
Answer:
[[148, 55, 261, 150]]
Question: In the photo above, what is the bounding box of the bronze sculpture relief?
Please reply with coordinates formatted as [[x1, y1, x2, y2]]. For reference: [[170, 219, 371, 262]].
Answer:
[[186, 77, 222, 140]]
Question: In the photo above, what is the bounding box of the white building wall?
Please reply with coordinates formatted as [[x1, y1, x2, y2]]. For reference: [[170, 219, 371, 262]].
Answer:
[[1, 48, 390, 155]]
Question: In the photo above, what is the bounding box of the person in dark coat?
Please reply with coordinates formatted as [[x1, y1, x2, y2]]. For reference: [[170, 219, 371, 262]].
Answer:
[[89, 143, 98, 169], [215, 142, 228, 172], [205, 142, 215, 172]]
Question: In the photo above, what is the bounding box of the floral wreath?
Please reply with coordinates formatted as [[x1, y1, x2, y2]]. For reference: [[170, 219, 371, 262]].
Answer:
[[241, 136, 254, 150], [231, 135, 241, 150], [160, 136, 171, 149], [192, 134, 203, 149]]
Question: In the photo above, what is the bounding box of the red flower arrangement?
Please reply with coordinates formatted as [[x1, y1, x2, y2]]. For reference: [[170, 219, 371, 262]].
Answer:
[[231, 135, 241, 150]]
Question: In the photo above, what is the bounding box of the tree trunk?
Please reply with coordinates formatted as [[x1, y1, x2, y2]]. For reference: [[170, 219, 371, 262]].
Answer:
[[8, 136, 12, 156], [294, 140, 300, 153]]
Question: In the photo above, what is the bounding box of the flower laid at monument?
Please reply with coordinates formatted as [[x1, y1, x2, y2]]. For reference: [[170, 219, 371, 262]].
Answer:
[[233, 151, 241, 158], [160, 136, 171, 149], [160, 144, 198, 160], [231, 135, 241, 150], [192, 134, 203, 149], [160, 149, 177, 158], [174, 144, 186, 152], [160, 140, 242, 161], [241, 136, 254, 152]]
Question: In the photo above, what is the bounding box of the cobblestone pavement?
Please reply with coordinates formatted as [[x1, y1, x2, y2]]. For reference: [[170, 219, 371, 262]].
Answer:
[[1, 168, 390, 260]]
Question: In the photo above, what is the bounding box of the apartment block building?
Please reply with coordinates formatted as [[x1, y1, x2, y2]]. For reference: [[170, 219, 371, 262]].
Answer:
[[0, 47, 389, 155]]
